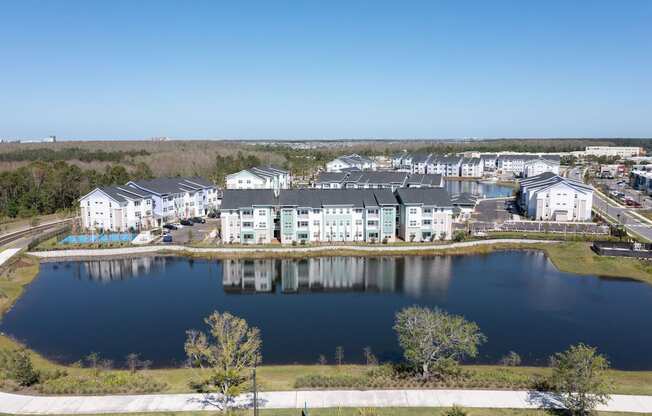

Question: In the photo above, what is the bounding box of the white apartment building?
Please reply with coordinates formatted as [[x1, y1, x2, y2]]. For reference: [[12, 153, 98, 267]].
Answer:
[[314, 171, 444, 190], [80, 177, 217, 231], [126, 177, 218, 225], [79, 186, 154, 232], [278, 189, 398, 244], [497, 155, 561, 177], [583, 146, 643, 158], [460, 158, 484, 177], [519, 172, 593, 221], [395, 188, 454, 242], [220, 189, 277, 244], [523, 158, 561, 178], [326, 154, 376, 172], [225, 166, 291, 193], [480, 154, 498, 171]]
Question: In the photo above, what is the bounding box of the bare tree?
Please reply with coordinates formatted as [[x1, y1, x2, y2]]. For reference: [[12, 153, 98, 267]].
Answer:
[[125, 353, 152, 374], [335, 346, 344, 367]]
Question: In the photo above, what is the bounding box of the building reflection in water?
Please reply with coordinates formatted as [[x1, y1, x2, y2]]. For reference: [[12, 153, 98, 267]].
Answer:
[[222, 256, 453, 296], [74, 256, 167, 282]]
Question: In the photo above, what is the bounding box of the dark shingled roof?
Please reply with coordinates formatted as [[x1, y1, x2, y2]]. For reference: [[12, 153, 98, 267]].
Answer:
[[220, 189, 276, 209], [96, 186, 152, 203], [406, 174, 443, 187], [395, 188, 453, 207], [129, 177, 214, 195], [315, 172, 349, 183]]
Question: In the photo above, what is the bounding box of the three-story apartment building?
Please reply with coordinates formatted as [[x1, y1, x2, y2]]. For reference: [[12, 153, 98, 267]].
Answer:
[[395, 188, 454, 242]]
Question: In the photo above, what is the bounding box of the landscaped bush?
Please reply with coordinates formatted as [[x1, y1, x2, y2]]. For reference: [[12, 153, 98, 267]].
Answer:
[[38, 372, 166, 394], [0, 348, 40, 386], [294, 374, 367, 389]]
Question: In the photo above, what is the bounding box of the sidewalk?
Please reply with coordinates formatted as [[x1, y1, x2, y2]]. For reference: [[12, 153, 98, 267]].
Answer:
[[27, 238, 558, 260], [2, 389, 652, 414]]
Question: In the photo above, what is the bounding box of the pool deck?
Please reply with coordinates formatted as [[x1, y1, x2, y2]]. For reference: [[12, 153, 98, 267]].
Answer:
[[27, 238, 559, 260], [1, 388, 651, 414]]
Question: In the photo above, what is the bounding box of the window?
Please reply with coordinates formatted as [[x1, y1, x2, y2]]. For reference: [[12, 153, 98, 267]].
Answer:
[[423, 208, 432, 214], [367, 209, 379, 215], [409, 208, 417, 214], [409, 220, 417, 227], [313, 208, 321, 213], [423, 219, 432, 225], [298, 209, 309, 216], [298, 221, 309, 227], [242, 209, 253, 216], [367, 220, 378, 227], [356, 219, 362, 225], [243, 222, 253, 228], [258, 210, 266, 216], [313, 220, 320, 226]]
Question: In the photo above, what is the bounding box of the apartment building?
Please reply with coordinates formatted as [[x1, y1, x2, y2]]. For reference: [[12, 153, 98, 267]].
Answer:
[[126, 177, 218, 224], [326, 154, 376, 172], [220, 189, 277, 244], [480, 154, 498, 171], [583, 146, 644, 158], [395, 188, 454, 242], [80, 177, 217, 231], [278, 189, 398, 244], [460, 157, 484, 177], [314, 171, 443, 190], [497, 155, 561, 177], [523, 158, 561, 178], [79, 186, 154, 232], [518, 172, 593, 221], [225, 166, 291, 193]]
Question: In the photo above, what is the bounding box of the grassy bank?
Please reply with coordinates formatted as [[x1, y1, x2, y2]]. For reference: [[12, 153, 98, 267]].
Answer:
[[0, 255, 39, 316]]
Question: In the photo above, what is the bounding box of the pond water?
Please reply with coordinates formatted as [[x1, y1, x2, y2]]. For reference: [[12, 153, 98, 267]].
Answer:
[[1, 252, 651, 369], [444, 180, 514, 198]]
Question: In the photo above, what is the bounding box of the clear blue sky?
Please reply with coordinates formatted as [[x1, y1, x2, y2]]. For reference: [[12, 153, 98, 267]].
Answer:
[[1, 0, 651, 139]]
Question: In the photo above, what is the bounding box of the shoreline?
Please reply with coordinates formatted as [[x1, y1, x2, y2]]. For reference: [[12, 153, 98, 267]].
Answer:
[[27, 239, 559, 261]]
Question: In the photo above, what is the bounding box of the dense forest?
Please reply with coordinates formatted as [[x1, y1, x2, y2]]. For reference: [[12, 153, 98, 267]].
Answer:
[[0, 161, 153, 219], [0, 147, 149, 163]]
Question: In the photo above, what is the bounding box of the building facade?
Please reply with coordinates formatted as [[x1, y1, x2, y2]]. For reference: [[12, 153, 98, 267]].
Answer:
[[519, 173, 593, 221], [225, 166, 291, 193], [395, 188, 454, 242], [326, 154, 376, 172], [80, 177, 217, 231]]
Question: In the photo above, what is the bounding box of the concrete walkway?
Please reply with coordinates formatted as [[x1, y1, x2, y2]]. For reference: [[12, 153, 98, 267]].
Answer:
[[1, 389, 652, 414], [0, 247, 22, 267], [28, 238, 558, 260]]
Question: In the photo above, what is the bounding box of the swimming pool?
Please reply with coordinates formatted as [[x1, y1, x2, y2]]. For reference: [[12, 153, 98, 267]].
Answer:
[[59, 233, 136, 245]]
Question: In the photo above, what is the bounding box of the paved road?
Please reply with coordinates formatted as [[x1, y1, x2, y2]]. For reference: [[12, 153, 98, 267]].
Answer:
[[1, 389, 652, 414], [568, 167, 652, 241]]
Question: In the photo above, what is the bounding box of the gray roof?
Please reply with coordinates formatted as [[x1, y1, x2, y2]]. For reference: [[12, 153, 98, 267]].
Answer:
[[395, 187, 453, 207], [451, 192, 478, 206], [128, 177, 214, 195], [220, 189, 277, 209], [405, 174, 443, 187], [315, 172, 349, 183], [90, 186, 151, 203], [411, 153, 432, 164], [355, 171, 409, 185], [249, 166, 289, 178]]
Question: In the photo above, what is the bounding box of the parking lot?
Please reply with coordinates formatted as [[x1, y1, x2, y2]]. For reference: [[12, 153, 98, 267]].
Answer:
[[472, 198, 516, 223], [594, 178, 652, 209], [164, 218, 219, 244]]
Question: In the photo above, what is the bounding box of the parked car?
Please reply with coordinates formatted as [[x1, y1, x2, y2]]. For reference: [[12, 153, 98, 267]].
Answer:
[[191, 216, 205, 224], [162, 234, 173, 243], [180, 219, 193, 226], [163, 223, 178, 230]]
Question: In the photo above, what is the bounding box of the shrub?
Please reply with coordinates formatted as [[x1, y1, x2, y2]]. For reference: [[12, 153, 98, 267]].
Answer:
[[443, 405, 467, 416], [38, 372, 166, 395], [499, 351, 522, 366], [0, 348, 40, 386]]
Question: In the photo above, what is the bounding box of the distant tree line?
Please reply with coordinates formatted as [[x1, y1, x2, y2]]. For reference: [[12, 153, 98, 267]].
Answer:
[[0, 147, 149, 163], [0, 161, 154, 219]]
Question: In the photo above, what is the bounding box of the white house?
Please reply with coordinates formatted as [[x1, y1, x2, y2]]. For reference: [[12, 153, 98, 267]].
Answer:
[[326, 154, 376, 172], [523, 158, 561, 178], [225, 166, 291, 193], [519, 173, 593, 221], [395, 188, 454, 242], [79, 186, 154, 232]]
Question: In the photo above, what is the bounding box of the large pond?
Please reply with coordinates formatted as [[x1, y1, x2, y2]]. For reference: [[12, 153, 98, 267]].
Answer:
[[2, 252, 651, 369], [444, 179, 514, 198]]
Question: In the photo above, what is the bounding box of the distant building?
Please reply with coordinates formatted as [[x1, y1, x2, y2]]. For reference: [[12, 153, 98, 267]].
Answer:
[[518, 173, 593, 221], [314, 171, 443, 190], [523, 157, 561, 178], [225, 166, 291, 193], [497, 154, 561, 177], [326, 154, 376, 172], [460, 157, 484, 177], [583, 146, 644, 158]]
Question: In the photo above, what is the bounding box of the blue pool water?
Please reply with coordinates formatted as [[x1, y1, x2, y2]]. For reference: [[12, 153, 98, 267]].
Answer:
[[59, 233, 135, 244]]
